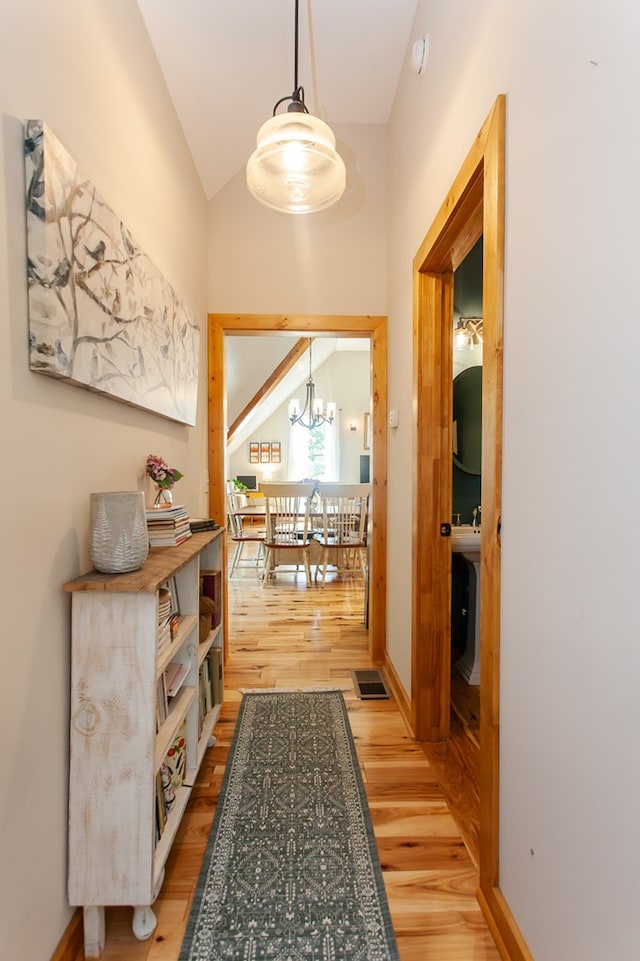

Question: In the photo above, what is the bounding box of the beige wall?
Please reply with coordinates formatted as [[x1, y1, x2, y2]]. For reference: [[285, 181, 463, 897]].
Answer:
[[0, 2, 208, 957], [208, 123, 388, 315], [388, 1, 640, 959]]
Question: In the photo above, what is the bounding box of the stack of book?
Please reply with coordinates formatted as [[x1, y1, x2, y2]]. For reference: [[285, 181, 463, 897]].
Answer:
[[146, 505, 191, 547], [190, 517, 219, 533]]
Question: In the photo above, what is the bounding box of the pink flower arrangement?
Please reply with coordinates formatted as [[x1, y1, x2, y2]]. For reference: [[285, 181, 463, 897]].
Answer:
[[146, 454, 183, 490]]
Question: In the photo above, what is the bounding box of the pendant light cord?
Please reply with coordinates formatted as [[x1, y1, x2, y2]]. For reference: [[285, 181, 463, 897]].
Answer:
[[294, 0, 299, 92], [273, 0, 306, 114]]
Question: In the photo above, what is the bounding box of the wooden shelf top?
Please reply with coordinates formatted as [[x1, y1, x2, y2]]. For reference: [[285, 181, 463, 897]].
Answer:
[[63, 529, 224, 594]]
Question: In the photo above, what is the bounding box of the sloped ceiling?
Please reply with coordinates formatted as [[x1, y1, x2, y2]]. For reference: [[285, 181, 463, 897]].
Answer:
[[135, 0, 419, 199], [226, 337, 369, 454]]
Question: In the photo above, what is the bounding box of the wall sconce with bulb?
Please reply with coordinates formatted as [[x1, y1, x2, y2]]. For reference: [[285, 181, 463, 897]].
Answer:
[[349, 422, 357, 432], [454, 316, 483, 350]]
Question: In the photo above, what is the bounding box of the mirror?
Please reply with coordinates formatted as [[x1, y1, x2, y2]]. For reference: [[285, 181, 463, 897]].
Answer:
[[453, 365, 482, 475]]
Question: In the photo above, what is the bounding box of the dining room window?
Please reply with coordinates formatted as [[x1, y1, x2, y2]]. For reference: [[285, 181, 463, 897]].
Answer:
[[288, 417, 340, 481]]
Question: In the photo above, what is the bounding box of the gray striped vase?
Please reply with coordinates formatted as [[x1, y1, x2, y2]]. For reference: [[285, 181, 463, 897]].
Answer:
[[89, 490, 149, 574]]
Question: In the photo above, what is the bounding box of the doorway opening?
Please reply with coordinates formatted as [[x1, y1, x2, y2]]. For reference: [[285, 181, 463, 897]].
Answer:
[[410, 96, 519, 954], [207, 313, 388, 667]]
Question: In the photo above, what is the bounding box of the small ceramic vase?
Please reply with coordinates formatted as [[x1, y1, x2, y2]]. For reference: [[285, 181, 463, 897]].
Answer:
[[89, 490, 149, 574]]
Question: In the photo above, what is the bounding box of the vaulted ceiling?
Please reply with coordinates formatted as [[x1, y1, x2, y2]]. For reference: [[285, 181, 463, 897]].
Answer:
[[225, 337, 370, 453], [136, 0, 419, 199], [135, 2, 416, 436]]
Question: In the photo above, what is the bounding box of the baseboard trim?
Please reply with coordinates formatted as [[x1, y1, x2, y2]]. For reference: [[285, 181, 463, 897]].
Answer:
[[477, 883, 534, 961], [382, 655, 413, 734], [50, 908, 83, 961]]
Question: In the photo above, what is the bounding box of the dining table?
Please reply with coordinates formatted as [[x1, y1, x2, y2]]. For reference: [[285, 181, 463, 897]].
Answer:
[[230, 501, 368, 625]]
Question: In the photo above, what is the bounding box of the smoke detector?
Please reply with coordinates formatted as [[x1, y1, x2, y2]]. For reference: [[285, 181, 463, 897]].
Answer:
[[411, 35, 430, 75]]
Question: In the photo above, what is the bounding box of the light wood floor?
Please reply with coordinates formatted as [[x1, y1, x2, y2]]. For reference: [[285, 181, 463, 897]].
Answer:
[[86, 543, 498, 961]]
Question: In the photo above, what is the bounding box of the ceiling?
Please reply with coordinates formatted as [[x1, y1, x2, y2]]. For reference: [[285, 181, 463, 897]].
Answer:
[[136, 0, 419, 200]]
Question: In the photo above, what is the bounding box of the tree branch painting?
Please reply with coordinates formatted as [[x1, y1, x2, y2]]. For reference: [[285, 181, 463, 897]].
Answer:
[[24, 120, 199, 426]]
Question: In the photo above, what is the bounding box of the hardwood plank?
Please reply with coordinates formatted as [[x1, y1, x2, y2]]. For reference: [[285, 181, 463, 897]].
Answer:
[[84, 543, 498, 961]]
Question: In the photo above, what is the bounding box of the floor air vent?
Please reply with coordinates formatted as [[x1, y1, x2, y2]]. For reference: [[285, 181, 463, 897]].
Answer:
[[352, 669, 390, 700]]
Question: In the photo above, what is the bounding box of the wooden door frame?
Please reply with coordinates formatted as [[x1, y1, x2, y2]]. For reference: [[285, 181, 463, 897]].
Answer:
[[412, 97, 528, 960], [207, 313, 388, 666]]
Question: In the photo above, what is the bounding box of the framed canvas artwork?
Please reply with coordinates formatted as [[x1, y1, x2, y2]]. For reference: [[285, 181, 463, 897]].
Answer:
[[24, 120, 200, 425]]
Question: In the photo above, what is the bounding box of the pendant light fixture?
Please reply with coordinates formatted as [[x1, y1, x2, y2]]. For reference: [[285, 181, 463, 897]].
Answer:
[[246, 0, 346, 214], [288, 341, 336, 429]]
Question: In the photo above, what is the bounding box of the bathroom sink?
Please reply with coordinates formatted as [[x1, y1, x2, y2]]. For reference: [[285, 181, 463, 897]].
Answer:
[[451, 526, 482, 685], [450, 524, 481, 558]]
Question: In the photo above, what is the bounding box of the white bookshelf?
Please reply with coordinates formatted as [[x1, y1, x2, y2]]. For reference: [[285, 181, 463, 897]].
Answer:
[[64, 530, 224, 958]]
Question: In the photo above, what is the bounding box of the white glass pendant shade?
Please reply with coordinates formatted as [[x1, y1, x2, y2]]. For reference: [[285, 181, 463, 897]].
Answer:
[[246, 111, 346, 214]]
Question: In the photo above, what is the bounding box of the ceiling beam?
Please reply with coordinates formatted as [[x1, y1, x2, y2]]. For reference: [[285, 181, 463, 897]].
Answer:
[[227, 337, 312, 442]]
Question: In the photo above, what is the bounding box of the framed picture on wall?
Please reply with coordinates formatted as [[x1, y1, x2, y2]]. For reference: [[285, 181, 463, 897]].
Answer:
[[270, 442, 281, 464], [260, 442, 271, 463], [249, 442, 259, 464]]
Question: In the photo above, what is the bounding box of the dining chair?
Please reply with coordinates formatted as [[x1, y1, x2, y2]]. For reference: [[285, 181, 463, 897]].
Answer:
[[314, 483, 370, 583], [225, 491, 266, 577], [260, 482, 315, 585]]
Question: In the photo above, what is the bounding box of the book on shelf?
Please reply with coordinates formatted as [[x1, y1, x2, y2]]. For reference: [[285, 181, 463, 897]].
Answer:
[[149, 532, 192, 547], [147, 505, 192, 547], [208, 646, 223, 706], [149, 529, 192, 546], [197, 679, 206, 738], [190, 517, 220, 533], [155, 723, 187, 842], [148, 517, 191, 532], [165, 721, 187, 791], [155, 769, 167, 840], [157, 586, 173, 656], [149, 524, 191, 537], [157, 620, 171, 658], [156, 673, 168, 730], [201, 570, 222, 628], [146, 504, 189, 520], [199, 657, 213, 715]]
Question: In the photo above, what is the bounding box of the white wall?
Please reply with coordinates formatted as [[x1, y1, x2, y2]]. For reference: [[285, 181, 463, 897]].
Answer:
[[208, 124, 388, 315], [0, 2, 209, 957], [388, 1, 640, 958]]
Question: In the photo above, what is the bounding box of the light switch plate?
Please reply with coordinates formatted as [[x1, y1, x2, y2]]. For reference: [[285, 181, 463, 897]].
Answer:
[[388, 409, 399, 429]]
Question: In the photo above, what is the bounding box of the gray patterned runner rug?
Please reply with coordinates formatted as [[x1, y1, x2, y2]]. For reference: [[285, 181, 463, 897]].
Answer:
[[179, 690, 399, 961]]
